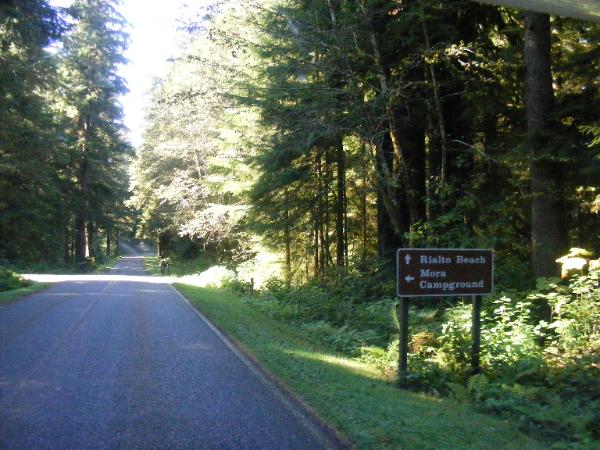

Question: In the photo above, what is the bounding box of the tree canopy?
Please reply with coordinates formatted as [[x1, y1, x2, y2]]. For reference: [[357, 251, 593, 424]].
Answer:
[[133, 0, 599, 283], [0, 0, 132, 265]]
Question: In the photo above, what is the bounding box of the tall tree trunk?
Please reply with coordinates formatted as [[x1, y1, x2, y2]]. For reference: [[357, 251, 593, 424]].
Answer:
[[64, 224, 71, 264], [326, 0, 348, 268], [425, 107, 437, 221], [75, 110, 91, 264], [335, 136, 346, 269], [420, 5, 448, 188], [524, 11, 567, 278], [313, 212, 320, 278], [377, 190, 400, 259], [361, 143, 369, 263], [284, 201, 292, 287], [74, 153, 89, 263], [106, 229, 111, 258], [359, 1, 419, 229], [324, 148, 333, 269], [316, 151, 324, 276], [74, 212, 86, 263], [344, 174, 349, 267], [376, 135, 404, 257], [399, 123, 427, 227]]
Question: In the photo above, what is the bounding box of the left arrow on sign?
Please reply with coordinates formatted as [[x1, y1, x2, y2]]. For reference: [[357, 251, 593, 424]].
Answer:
[[404, 275, 415, 282]]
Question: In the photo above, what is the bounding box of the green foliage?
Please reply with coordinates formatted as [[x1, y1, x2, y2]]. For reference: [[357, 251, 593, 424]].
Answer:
[[425, 266, 599, 445], [130, 8, 256, 258], [240, 249, 600, 446], [0, 0, 131, 265], [528, 270, 600, 360], [482, 296, 545, 374], [0, 0, 68, 262], [177, 282, 544, 449], [359, 339, 398, 375], [0, 268, 30, 292], [221, 277, 255, 296]]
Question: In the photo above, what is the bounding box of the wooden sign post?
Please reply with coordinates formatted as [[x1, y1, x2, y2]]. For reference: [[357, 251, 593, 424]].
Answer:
[[396, 248, 494, 387]]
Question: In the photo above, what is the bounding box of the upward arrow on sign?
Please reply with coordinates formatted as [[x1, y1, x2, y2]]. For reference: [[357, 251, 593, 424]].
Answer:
[[404, 254, 412, 264]]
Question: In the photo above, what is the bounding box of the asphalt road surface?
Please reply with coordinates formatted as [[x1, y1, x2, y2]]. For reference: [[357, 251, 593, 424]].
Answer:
[[0, 257, 334, 449]]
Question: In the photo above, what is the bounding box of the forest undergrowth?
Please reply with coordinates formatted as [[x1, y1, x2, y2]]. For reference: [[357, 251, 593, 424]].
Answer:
[[216, 255, 600, 448]]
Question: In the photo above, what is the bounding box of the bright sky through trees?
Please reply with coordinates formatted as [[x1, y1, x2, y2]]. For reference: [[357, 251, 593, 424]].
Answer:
[[50, 0, 205, 147], [47, 0, 599, 148]]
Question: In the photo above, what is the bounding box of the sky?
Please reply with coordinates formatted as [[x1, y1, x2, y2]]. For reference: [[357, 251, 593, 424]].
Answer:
[[50, 0, 207, 147]]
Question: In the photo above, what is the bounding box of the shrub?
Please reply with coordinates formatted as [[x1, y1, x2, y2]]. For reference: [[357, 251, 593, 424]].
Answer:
[[360, 339, 399, 376], [222, 277, 255, 295], [528, 271, 600, 361], [0, 268, 30, 292]]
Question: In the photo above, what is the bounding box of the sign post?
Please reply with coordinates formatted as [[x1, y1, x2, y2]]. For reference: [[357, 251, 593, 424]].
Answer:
[[471, 295, 483, 372], [398, 298, 409, 388], [396, 248, 493, 387]]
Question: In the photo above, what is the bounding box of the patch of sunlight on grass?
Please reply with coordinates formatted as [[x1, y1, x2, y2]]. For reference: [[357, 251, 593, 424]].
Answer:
[[178, 265, 235, 287], [285, 348, 385, 381]]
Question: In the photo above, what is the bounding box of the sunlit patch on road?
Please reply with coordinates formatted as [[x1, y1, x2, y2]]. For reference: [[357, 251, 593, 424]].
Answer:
[[23, 274, 175, 284]]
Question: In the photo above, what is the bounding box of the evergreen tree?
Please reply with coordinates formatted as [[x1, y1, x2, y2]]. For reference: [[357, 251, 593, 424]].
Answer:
[[58, 0, 131, 263], [0, 0, 65, 262]]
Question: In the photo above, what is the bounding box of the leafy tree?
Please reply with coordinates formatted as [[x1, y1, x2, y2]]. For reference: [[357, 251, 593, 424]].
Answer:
[[131, 9, 256, 260]]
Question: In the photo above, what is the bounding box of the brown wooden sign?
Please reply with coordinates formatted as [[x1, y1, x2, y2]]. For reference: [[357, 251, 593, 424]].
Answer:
[[397, 248, 493, 297]]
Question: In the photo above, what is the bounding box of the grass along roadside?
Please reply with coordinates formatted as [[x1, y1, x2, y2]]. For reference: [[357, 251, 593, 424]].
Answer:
[[0, 282, 51, 305], [175, 283, 543, 450]]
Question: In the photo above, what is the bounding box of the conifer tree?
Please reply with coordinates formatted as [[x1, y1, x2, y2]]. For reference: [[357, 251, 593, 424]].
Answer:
[[0, 0, 64, 262], [58, 0, 131, 263]]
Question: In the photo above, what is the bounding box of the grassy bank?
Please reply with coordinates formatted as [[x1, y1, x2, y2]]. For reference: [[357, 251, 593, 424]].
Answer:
[[0, 282, 51, 305], [175, 283, 543, 449]]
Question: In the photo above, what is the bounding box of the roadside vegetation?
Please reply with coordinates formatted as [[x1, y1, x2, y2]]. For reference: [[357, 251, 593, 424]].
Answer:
[[0, 268, 49, 304], [0, 1, 132, 269], [169, 255, 599, 448], [176, 283, 545, 450], [0, 282, 51, 305], [1, 255, 120, 276]]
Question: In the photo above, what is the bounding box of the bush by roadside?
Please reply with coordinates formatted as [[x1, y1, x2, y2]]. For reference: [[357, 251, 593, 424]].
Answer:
[[0, 267, 31, 292], [219, 257, 599, 448]]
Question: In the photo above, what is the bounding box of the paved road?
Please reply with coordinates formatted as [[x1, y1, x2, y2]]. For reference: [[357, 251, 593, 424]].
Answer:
[[0, 258, 334, 449]]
